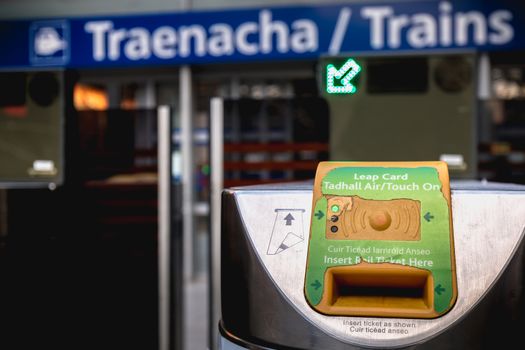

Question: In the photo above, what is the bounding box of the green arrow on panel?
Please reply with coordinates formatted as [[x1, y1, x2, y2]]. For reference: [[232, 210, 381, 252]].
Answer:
[[326, 58, 361, 94], [311, 280, 322, 290]]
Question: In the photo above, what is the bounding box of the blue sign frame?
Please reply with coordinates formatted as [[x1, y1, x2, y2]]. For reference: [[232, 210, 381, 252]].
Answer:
[[1, 1, 524, 69]]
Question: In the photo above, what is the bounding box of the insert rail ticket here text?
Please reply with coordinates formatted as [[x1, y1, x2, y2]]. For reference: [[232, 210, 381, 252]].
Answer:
[[325, 245, 434, 267]]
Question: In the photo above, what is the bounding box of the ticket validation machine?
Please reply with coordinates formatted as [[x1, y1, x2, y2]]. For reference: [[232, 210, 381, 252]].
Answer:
[[219, 161, 525, 349]]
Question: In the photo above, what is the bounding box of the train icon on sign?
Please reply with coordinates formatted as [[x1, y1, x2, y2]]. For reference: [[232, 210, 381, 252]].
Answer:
[[29, 20, 70, 65]]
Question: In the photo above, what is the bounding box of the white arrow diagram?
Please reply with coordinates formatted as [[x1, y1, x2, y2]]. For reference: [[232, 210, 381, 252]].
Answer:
[[267, 209, 305, 255]]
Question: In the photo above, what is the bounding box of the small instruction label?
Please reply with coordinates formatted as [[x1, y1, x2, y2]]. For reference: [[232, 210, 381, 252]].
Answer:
[[344, 319, 417, 335]]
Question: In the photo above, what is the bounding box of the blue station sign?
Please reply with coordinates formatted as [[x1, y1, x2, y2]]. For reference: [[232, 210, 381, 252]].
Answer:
[[1, 1, 524, 69]]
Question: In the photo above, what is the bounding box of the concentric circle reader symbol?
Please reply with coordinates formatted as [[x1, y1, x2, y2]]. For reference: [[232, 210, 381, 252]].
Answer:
[[267, 209, 306, 255]]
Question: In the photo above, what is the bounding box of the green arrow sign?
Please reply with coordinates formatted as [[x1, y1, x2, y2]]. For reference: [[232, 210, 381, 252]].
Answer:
[[326, 58, 361, 94], [311, 280, 322, 290], [435, 284, 446, 295]]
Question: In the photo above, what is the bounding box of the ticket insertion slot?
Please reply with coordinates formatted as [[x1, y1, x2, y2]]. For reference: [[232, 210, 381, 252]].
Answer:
[[318, 263, 434, 318]]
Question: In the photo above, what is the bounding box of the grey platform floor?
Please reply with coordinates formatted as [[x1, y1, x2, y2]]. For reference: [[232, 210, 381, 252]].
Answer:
[[184, 274, 209, 350]]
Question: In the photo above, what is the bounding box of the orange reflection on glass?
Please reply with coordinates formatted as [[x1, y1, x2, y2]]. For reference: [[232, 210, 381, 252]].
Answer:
[[74, 84, 108, 111]]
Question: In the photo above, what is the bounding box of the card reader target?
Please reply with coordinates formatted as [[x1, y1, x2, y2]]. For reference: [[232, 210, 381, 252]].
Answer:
[[325, 195, 421, 241]]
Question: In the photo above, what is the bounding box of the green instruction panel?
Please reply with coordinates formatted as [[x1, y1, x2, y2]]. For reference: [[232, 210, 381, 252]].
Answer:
[[305, 163, 456, 318]]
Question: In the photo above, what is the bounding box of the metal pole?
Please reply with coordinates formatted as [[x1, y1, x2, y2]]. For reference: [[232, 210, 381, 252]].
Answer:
[[210, 97, 224, 350], [158, 105, 171, 350], [180, 65, 194, 281]]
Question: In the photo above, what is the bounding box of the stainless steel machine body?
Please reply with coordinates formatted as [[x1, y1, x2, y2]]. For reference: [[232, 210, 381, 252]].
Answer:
[[219, 181, 525, 349]]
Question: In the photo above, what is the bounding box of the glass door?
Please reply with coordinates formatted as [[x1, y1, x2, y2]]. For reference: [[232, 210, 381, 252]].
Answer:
[[75, 71, 184, 350]]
